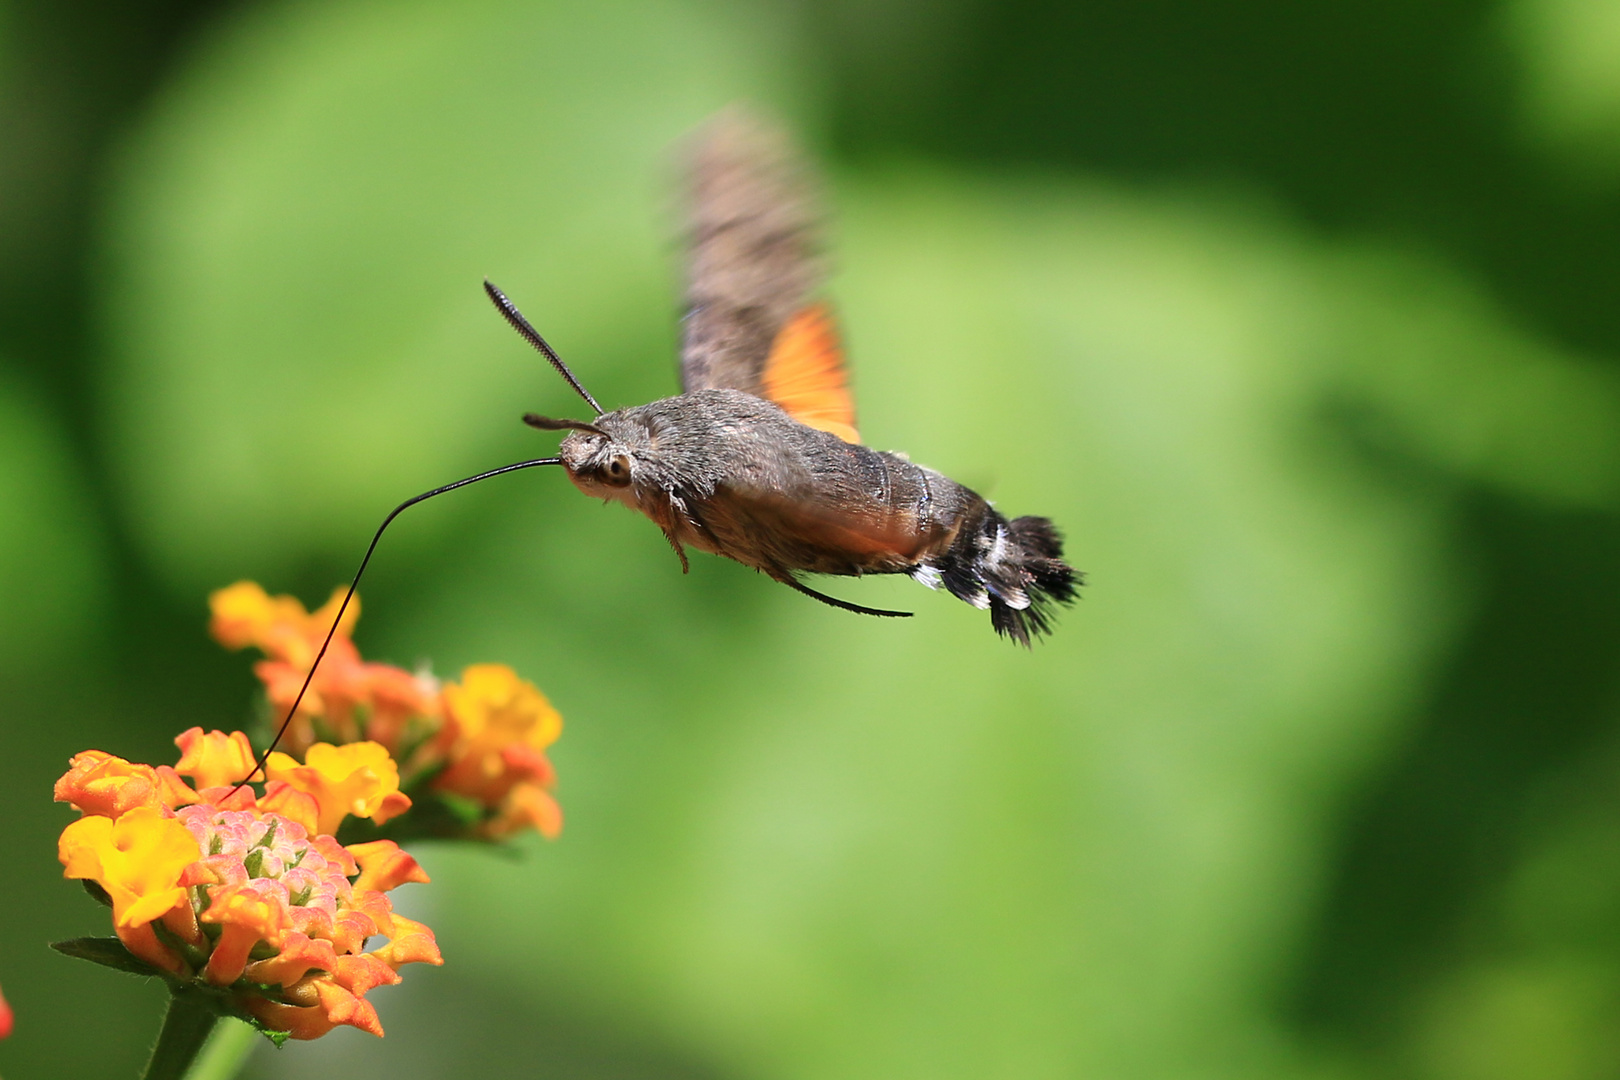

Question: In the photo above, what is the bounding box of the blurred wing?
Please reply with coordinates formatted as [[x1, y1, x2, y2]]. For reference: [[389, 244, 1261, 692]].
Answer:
[[679, 113, 859, 443]]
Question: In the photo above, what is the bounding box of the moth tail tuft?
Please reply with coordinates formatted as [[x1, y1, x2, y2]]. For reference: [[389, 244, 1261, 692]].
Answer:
[[928, 511, 1080, 646]]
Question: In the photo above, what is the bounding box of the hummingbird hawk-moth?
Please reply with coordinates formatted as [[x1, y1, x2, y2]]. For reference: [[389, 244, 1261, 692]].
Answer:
[[240, 113, 1079, 784], [493, 113, 1079, 645]]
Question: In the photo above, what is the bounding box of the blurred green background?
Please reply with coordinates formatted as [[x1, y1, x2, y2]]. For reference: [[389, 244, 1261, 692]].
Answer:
[[4, 0, 1620, 1076]]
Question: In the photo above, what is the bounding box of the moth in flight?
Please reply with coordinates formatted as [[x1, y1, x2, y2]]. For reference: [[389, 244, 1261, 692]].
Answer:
[[494, 112, 1079, 645]]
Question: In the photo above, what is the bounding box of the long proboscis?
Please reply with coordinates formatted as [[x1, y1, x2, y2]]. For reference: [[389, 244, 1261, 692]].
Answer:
[[230, 456, 563, 792], [484, 279, 603, 416]]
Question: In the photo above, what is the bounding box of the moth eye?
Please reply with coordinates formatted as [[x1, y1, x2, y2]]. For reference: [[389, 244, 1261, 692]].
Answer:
[[601, 455, 632, 487]]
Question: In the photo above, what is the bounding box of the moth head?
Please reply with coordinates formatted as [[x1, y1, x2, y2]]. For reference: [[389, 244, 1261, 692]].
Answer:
[[526, 413, 643, 496]]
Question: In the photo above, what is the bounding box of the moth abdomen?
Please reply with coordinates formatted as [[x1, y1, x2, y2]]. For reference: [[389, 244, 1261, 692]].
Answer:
[[924, 502, 1079, 647]]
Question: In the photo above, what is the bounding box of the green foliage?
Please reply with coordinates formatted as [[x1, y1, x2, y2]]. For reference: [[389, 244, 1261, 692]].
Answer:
[[0, 372, 106, 667], [1506, 0, 1620, 176], [51, 937, 168, 980]]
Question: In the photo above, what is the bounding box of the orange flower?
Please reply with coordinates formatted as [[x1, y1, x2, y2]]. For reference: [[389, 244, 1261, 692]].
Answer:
[[265, 742, 411, 837], [257, 780, 320, 835], [209, 581, 358, 668], [368, 915, 442, 969], [173, 728, 259, 789], [53, 751, 195, 818], [56, 737, 441, 1041], [210, 580, 368, 748], [250, 976, 390, 1040], [210, 582, 442, 757], [490, 781, 565, 840], [201, 880, 291, 985], [241, 931, 337, 988], [347, 840, 430, 893], [176, 803, 439, 1038], [361, 664, 441, 758]]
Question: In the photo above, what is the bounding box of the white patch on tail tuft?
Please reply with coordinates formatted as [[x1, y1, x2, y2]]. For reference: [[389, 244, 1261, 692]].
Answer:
[[987, 524, 1010, 567], [990, 584, 1031, 610]]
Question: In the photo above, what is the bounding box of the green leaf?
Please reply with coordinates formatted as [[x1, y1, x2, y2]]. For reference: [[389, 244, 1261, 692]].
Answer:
[[240, 1016, 290, 1050], [51, 936, 169, 979]]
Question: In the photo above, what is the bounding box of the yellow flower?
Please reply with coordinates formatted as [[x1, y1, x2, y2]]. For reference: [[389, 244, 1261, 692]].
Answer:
[[437, 665, 561, 798], [433, 664, 564, 838], [266, 742, 412, 837], [58, 807, 199, 929]]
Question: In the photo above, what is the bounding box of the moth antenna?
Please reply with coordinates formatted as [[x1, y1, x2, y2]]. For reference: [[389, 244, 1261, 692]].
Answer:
[[523, 413, 609, 436], [229, 456, 563, 793], [784, 575, 913, 619], [484, 279, 604, 416]]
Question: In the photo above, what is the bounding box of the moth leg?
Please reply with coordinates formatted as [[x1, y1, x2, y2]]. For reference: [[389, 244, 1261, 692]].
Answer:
[[780, 574, 912, 619], [661, 528, 690, 574]]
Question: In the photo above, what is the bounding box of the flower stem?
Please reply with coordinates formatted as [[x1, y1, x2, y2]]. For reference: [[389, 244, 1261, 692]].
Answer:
[[141, 988, 220, 1080], [183, 1017, 259, 1080]]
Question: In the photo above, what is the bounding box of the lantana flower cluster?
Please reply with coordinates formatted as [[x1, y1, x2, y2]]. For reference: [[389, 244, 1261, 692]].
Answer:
[[55, 729, 439, 1039], [210, 581, 562, 841]]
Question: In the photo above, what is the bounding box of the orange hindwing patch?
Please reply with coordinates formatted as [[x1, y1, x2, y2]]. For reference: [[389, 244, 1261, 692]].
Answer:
[[761, 304, 859, 444]]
